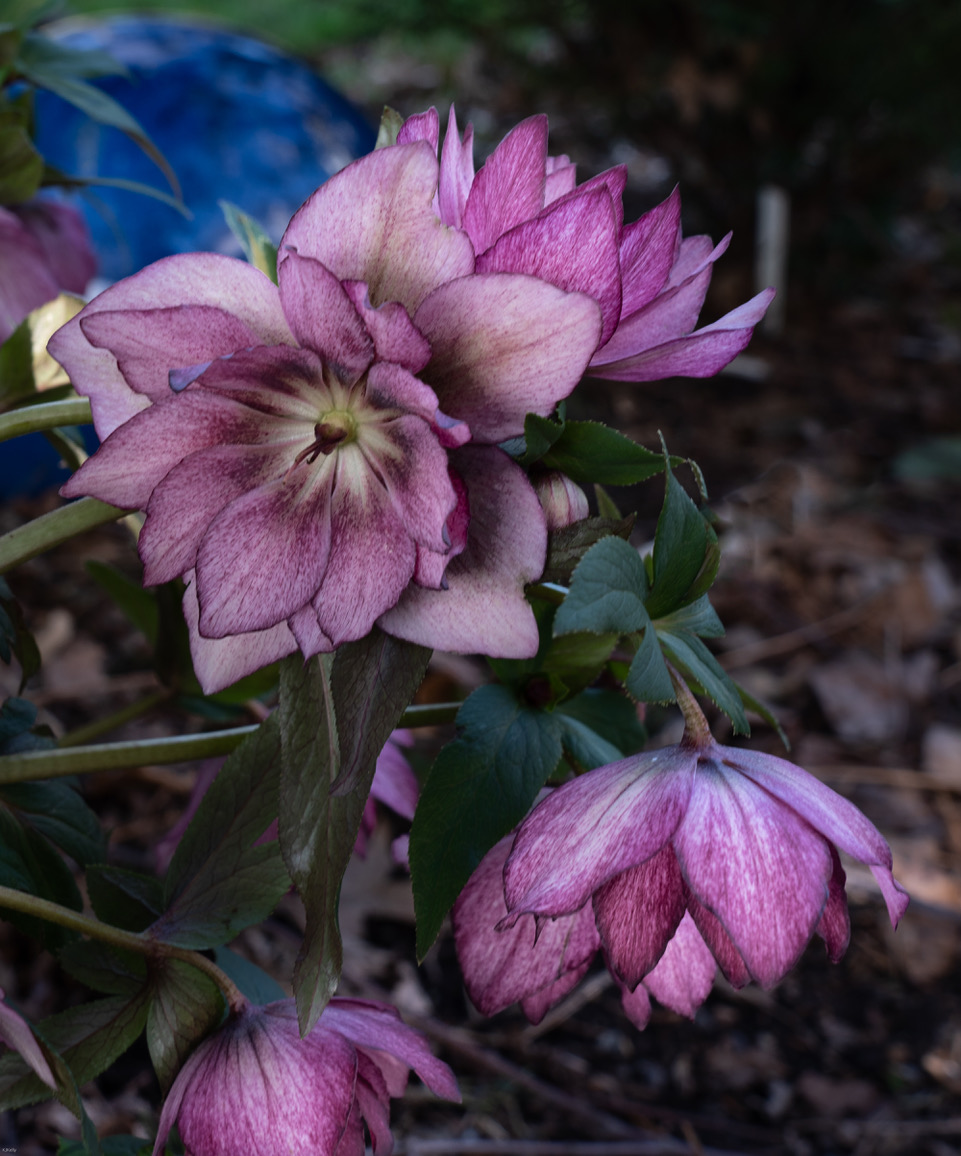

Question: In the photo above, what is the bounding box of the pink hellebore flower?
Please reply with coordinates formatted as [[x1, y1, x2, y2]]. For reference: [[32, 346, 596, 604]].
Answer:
[[152, 997, 459, 1156], [0, 200, 96, 343], [456, 734, 908, 1030], [399, 106, 775, 382], [52, 140, 603, 693], [0, 989, 56, 1089]]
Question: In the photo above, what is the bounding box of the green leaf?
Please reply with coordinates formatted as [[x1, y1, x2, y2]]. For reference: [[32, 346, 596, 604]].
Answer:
[[645, 460, 718, 620], [0, 992, 150, 1111], [0, 123, 43, 202], [556, 687, 647, 761], [541, 421, 676, 485], [146, 959, 224, 1094], [517, 410, 566, 465], [541, 513, 635, 584], [540, 629, 619, 696], [0, 696, 51, 753], [410, 684, 564, 958], [278, 631, 429, 1035], [593, 484, 622, 520], [736, 682, 789, 749], [625, 625, 675, 703], [219, 201, 278, 283], [58, 940, 147, 997], [0, 319, 37, 411], [555, 712, 623, 770], [155, 714, 289, 950], [87, 866, 164, 933], [1, 778, 106, 867], [211, 947, 286, 1006], [0, 809, 82, 949], [657, 630, 749, 735], [0, 576, 40, 688], [17, 32, 128, 80], [655, 594, 725, 639], [85, 561, 158, 646], [553, 536, 650, 637], [59, 1137, 150, 1156]]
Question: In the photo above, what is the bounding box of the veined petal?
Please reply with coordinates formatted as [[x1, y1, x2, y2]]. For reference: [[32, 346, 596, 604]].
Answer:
[[397, 107, 439, 150], [182, 574, 298, 695], [196, 467, 335, 637], [277, 252, 373, 381], [667, 233, 729, 288], [438, 105, 475, 228], [593, 848, 687, 988], [817, 847, 851, 963], [186, 344, 328, 421], [725, 741, 909, 928], [591, 268, 713, 366], [49, 253, 294, 438], [353, 1052, 393, 1153], [686, 894, 752, 990], [0, 209, 59, 343], [617, 979, 653, 1031], [371, 739, 419, 821], [675, 759, 833, 988], [281, 142, 474, 311], [642, 911, 717, 1019], [288, 604, 334, 659], [342, 282, 432, 373], [618, 187, 682, 316], [378, 446, 545, 658], [504, 747, 695, 918], [463, 115, 549, 255], [519, 959, 593, 1025], [80, 305, 264, 401], [415, 273, 602, 442], [543, 155, 577, 205], [15, 201, 96, 295], [452, 835, 599, 1018], [476, 187, 622, 347]]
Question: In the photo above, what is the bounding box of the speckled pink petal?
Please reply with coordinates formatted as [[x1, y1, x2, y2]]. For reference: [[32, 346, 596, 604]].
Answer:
[[288, 604, 334, 660], [618, 187, 682, 316], [642, 911, 716, 1018], [371, 738, 419, 821], [0, 207, 60, 343], [438, 105, 475, 228], [282, 142, 474, 311], [16, 200, 96, 295], [686, 894, 751, 990], [817, 846, 851, 963], [675, 758, 833, 988], [503, 746, 695, 919], [618, 979, 653, 1031], [353, 1051, 393, 1153], [397, 107, 439, 150], [591, 268, 713, 366], [378, 446, 545, 658], [462, 115, 548, 255], [414, 273, 602, 442], [593, 848, 687, 988], [342, 281, 432, 373], [543, 154, 577, 205]]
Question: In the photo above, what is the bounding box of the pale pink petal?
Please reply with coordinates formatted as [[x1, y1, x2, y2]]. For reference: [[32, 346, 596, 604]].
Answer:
[[724, 742, 909, 928], [342, 281, 431, 373], [414, 273, 602, 442], [618, 187, 682, 316], [277, 252, 373, 381], [642, 912, 716, 1018], [591, 269, 713, 366], [617, 980, 653, 1031], [675, 760, 833, 988], [49, 253, 294, 438], [462, 115, 549, 254], [452, 835, 599, 1018], [543, 155, 577, 205], [281, 143, 475, 311], [0, 992, 55, 1089], [476, 187, 622, 346], [412, 466, 469, 588], [0, 208, 60, 342], [288, 604, 334, 659], [378, 446, 545, 658], [817, 847, 851, 963], [438, 106, 475, 228], [667, 233, 726, 287], [364, 362, 449, 436], [397, 107, 439, 150], [592, 849, 687, 987], [182, 571, 297, 695], [371, 739, 419, 820], [195, 469, 334, 637], [503, 748, 695, 918], [16, 200, 96, 294]]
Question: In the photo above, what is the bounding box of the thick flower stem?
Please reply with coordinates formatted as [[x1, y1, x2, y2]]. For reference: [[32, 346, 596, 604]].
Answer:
[[668, 664, 714, 748], [0, 397, 92, 445], [58, 687, 176, 748], [0, 702, 462, 785], [0, 883, 247, 1013], [0, 496, 129, 574]]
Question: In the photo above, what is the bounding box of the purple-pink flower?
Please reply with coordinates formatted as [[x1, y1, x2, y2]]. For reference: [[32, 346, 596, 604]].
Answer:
[[398, 106, 774, 382], [0, 988, 56, 1089], [0, 200, 96, 343], [454, 732, 908, 1030], [152, 996, 459, 1156]]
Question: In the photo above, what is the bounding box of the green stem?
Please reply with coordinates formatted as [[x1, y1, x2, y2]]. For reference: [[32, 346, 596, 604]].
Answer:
[[0, 884, 246, 1013], [0, 497, 129, 574], [668, 664, 713, 748], [58, 687, 175, 748], [0, 397, 92, 445], [0, 702, 462, 785], [527, 581, 568, 606]]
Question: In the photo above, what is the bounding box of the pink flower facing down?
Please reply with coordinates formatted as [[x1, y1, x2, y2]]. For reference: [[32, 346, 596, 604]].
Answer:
[[398, 106, 775, 382], [454, 735, 908, 1030], [52, 139, 604, 693], [0, 200, 96, 343], [152, 997, 459, 1156]]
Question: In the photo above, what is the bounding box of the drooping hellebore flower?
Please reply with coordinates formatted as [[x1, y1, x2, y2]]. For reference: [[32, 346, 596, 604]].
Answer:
[[0, 200, 96, 343], [455, 704, 908, 1030], [152, 997, 459, 1156], [52, 140, 603, 692], [398, 106, 775, 382]]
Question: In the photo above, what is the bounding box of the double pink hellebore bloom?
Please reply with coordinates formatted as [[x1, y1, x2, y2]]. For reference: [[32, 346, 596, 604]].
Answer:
[[52, 107, 769, 693], [152, 997, 459, 1156], [453, 731, 908, 1030]]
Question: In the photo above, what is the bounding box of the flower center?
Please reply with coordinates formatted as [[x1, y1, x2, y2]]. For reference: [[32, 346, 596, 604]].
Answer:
[[293, 410, 358, 467]]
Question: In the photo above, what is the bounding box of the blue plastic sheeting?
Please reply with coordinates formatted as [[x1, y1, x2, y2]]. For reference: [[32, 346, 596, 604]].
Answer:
[[8, 16, 375, 497]]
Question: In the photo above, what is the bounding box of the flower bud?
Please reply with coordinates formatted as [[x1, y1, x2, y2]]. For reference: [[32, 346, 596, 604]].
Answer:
[[533, 470, 589, 530]]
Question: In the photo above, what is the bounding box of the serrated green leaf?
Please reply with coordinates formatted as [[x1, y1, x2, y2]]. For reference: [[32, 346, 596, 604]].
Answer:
[[410, 684, 564, 958], [0, 123, 43, 202], [146, 959, 223, 1094], [85, 561, 158, 646], [556, 686, 647, 757], [645, 461, 717, 619], [657, 630, 749, 735], [554, 536, 650, 637], [87, 866, 164, 933], [555, 713, 624, 770], [625, 625, 675, 703], [1, 778, 106, 867], [219, 201, 278, 283], [655, 594, 725, 639], [541, 630, 619, 696], [0, 809, 81, 949], [515, 410, 565, 466], [155, 715, 287, 950], [0, 992, 150, 1111], [542, 420, 676, 485], [541, 513, 635, 584], [58, 940, 147, 997], [279, 632, 428, 1035], [736, 682, 789, 749]]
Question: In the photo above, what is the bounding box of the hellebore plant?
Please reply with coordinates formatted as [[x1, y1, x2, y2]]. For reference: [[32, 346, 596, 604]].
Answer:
[[0, 94, 911, 1156]]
